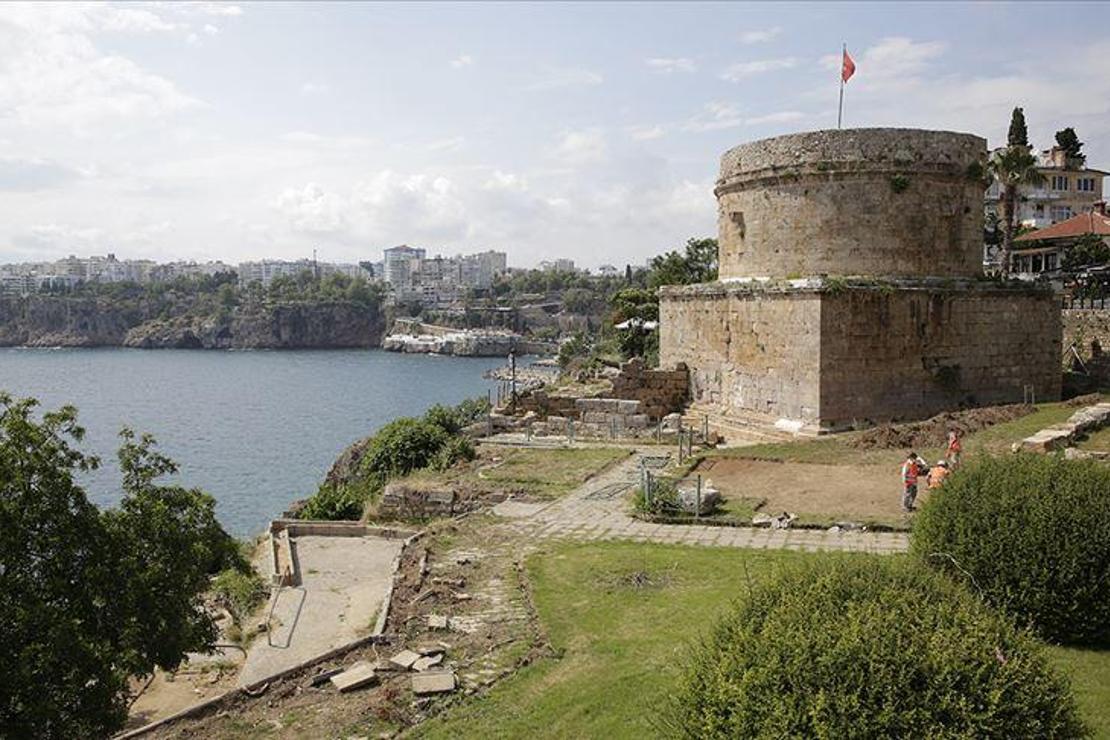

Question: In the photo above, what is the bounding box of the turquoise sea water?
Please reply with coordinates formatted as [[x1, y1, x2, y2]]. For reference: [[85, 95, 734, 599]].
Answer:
[[0, 348, 501, 536]]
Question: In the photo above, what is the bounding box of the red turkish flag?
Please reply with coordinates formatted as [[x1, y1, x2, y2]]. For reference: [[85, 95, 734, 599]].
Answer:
[[842, 49, 856, 83]]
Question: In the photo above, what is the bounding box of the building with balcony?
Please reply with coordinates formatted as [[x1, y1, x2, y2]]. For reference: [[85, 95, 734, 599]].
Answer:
[[985, 145, 1106, 230]]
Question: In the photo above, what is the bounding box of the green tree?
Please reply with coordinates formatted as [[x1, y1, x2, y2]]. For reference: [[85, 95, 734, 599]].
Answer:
[[990, 109, 1044, 275], [647, 238, 718, 289], [1007, 106, 1028, 147], [1061, 233, 1110, 271], [0, 396, 240, 739], [103, 429, 242, 672], [1055, 127, 1086, 166]]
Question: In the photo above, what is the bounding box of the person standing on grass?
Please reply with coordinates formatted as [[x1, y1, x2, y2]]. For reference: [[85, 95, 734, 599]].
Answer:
[[901, 452, 928, 512], [946, 429, 962, 468]]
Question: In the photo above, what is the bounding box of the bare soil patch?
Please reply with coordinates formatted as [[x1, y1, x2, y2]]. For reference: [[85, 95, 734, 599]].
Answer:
[[850, 404, 1033, 451], [699, 457, 917, 526]]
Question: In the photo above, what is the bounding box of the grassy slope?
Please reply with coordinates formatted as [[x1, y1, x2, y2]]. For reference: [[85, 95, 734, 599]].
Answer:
[[399, 446, 630, 500], [415, 542, 1110, 739]]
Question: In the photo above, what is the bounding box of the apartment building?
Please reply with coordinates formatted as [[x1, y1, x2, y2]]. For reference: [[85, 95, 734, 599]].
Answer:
[[986, 145, 1106, 229]]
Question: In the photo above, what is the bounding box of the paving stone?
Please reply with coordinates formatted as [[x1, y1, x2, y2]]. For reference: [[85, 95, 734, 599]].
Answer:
[[389, 649, 422, 670], [330, 661, 379, 692], [412, 670, 457, 695], [413, 654, 445, 672]]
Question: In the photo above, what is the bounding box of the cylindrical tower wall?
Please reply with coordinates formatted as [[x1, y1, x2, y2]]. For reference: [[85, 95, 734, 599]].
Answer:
[[716, 128, 987, 279]]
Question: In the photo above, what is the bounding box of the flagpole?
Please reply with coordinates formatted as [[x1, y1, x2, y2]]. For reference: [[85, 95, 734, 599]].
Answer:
[[837, 42, 845, 129]]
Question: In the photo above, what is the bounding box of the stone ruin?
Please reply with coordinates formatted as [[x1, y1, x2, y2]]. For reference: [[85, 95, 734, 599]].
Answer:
[[660, 128, 1062, 434]]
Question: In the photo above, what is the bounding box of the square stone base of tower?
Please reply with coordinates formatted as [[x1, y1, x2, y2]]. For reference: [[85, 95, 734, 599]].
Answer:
[[659, 279, 1062, 434]]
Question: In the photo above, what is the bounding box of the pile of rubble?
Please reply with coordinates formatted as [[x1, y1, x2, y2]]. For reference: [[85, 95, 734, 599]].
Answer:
[[327, 642, 456, 696]]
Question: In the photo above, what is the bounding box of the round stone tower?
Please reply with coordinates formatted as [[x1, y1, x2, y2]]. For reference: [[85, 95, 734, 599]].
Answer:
[[715, 128, 987, 280]]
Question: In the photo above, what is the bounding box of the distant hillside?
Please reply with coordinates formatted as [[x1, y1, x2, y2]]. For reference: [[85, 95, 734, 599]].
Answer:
[[0, 273, 388, 349]]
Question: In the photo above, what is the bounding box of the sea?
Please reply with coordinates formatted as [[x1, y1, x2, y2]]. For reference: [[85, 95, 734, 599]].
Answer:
[[0, 348, 504, 536]]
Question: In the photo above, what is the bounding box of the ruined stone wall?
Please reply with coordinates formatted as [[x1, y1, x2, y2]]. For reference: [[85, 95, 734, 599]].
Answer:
[[716, 129, 985, 280], [659, 284, 822, 423], [609, 358, 689, 419], [819, 285, 1062, 428], [1063, 309, 1110, 357]]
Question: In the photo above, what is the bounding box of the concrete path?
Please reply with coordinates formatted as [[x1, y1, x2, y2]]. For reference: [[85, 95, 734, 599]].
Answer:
[[494, 451, 910, 554], [237, 535, 403, 687]]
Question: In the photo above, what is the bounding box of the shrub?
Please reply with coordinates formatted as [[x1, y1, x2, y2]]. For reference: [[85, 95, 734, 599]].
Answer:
[[298, 482, 366, 521], [431, 435, 475, 472], [358, 418, 449, 484], [632, 477, 680, 515], [211, 568, 267, 626], [665, 559, 1086, 739], [912, 454, 1110, 646]]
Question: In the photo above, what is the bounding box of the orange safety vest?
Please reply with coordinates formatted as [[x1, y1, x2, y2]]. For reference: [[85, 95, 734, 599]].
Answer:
[[902, 460, 921, 485], [928, 466, 949, 489]]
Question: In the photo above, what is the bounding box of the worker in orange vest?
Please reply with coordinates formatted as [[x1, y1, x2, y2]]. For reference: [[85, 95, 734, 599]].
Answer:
[[946, 430, 962, 468], [927, 460, 950, 490], [901, 451, 928, 512]]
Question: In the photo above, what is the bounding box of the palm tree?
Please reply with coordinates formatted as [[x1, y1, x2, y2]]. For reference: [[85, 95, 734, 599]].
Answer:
[[989, 146, 1044, 276]]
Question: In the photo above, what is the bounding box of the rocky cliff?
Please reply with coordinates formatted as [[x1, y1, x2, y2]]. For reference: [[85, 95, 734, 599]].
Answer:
[[0, 296, 386, 349]]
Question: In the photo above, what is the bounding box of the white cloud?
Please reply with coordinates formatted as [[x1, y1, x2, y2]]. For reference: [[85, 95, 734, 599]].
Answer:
[[426, 136, 465, 152], [178, 3, 244, 18], [0, 156, 83, 191], [526, 67, 603, 91], [14, 223, 106, 252], [743, 110, 805, 126], [720, 57, 798, 82], [299, 81, 330, 95], [556, 128, 607, 164], [740, 27, 781, 44], [682, 103, 803, 132], [203, 23, 220, 36], [450, 54, 474, 69], [645, 57, 696, 74], [0, 6, 200, 135], [628, 125, 666, 141], [273, 183, 348, 234]]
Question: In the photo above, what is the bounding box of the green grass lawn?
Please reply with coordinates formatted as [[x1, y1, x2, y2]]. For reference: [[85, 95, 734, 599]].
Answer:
[[715, 400, 1092, 467], [399, 445, 630, 500], [1078, 424, 1110, 452], [414, 542, 1110, 739]]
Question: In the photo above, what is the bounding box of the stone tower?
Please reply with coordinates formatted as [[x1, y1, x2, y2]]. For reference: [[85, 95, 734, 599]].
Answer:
[[659, 128, 1061, 434]]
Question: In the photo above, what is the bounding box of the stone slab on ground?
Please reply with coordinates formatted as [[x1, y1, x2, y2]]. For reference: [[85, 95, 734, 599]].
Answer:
[[413, 654, 444, 672], [330, 661, 379, 692], [426, 614, 448, 630], [412, 671, 457, 695], [389, 649, 422, 670]]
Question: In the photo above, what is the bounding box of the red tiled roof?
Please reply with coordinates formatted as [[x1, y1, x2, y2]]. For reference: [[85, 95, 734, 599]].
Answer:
[[1015, 211, 1110, 242]]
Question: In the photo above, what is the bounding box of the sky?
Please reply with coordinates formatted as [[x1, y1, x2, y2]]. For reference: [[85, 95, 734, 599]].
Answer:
[[1, 1, 1108, 270]]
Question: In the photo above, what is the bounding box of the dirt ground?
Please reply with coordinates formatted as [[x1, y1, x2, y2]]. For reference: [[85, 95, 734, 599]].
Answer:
[[698, 457, 930, 526]]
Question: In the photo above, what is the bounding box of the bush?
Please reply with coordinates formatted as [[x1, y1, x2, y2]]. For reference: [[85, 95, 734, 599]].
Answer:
[[665, 559, 1086, 739], [431, 435, 476, 471], [298, 482, 366, 521], [632, 478, 680, 515], [912, 454, 1110, 646], [211, 568, 267, 626]]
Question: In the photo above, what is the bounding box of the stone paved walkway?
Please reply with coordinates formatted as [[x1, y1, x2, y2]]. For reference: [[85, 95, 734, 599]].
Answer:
[[494, 450, 910, 554]]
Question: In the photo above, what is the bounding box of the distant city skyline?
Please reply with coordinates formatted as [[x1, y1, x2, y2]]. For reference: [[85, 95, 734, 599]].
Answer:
[[1, 2, 1108, 269]]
